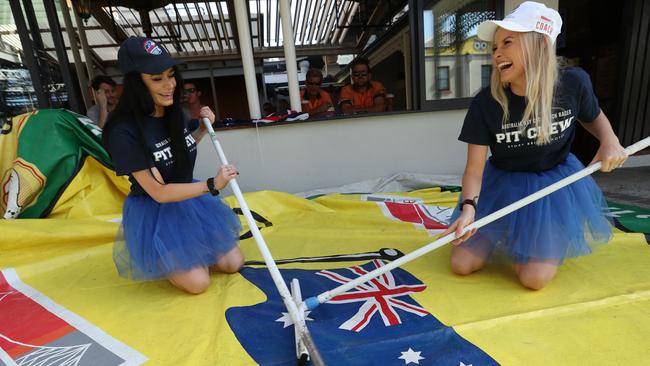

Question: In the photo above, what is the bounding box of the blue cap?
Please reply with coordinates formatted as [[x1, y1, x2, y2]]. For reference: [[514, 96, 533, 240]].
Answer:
[[117, 36, 182, 74]]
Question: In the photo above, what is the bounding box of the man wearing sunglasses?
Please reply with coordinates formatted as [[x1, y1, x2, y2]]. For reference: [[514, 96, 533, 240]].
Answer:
[[339, 58, 386, 115], [181, 81, 206, 122], [300, 68, 333, 118], [181, 81, 212, 138]]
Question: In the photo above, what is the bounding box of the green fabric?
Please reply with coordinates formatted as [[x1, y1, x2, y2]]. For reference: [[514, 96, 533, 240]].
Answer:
[[606, 200, 650, 233], [13, 109, 111, 218]]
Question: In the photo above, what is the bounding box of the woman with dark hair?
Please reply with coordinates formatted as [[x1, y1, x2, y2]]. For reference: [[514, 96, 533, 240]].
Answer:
[[103, 37, 243, 294]]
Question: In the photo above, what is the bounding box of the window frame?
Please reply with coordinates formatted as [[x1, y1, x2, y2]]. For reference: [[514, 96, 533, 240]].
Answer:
[[410, 0, 504, 112]]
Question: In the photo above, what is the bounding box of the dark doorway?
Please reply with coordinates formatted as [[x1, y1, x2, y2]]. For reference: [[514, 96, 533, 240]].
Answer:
[[614, 0, 650, 150], [558, 0, 625, 164]]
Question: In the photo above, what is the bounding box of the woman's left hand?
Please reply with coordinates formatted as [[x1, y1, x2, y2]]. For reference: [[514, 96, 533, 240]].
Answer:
[[590, 141, 628, 172]]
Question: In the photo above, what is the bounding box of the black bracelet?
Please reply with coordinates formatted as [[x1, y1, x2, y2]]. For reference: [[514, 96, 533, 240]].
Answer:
[[206, 177, 220, 196], [460, 196, 478, 211]]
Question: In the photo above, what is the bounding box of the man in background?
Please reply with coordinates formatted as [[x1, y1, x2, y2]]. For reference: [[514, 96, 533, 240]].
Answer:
[[181, 81, 210, 132], [182, 81, 206, 121], [339, 58, 386, 115], [300, 68, 333, 118], [86, 75, 118, 128]]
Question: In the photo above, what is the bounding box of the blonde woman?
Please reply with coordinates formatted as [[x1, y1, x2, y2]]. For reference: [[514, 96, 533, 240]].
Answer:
[[442, 2, 627, 290]]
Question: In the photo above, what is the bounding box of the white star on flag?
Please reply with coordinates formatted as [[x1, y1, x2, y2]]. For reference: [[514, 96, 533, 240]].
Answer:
[[398, 348, 424, 364], [460, 362, 473, 366], [275, 311, 313, 328]]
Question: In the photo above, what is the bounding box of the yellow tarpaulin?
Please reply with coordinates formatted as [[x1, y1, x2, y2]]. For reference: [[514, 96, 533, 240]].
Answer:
[[1, 158, 649, 365]]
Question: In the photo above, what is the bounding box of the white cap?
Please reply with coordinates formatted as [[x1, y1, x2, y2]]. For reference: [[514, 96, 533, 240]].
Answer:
[[477, 1, 562, 44]]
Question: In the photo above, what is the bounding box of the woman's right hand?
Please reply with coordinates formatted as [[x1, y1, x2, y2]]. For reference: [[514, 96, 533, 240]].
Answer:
[[441, 209, 477, 245], [214, 164, 238, 189]]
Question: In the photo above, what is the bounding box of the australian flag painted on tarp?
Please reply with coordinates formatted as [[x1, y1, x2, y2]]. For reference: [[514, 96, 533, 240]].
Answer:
[[226, 260, 498, 365]]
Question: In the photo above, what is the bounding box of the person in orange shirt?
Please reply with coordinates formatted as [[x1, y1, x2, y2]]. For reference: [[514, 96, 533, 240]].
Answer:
[[339, 58, 386, 114], [300, 68, 333, 118]]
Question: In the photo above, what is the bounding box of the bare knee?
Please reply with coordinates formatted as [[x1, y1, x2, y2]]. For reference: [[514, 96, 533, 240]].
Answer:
[[450, 248, 486, 276], [181, 278, 211, 294], [214, 247, 245, 274], [450, 256, 476, 276], [219, 258, 244, 274], [518, 273, 550, 290], [169, 269, 211, 294], [518, 266, 557, 291]]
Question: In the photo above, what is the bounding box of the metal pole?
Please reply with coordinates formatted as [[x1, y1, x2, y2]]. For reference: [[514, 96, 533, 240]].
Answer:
[[208, 62, 220, 120], [23, 0, 53, 105], [403, 32, 411, 109], [232, 0, 261, 119], [9, 0, 48, 108], [279, 0, 301, 111], [72, 3, 95, 81], [43, 0, 81, 113], [59, 0, 91, 110], [22, 0, 46, 52]]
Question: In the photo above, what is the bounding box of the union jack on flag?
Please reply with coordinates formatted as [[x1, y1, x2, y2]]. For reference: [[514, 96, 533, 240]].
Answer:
[[317, 259, 429, 332]]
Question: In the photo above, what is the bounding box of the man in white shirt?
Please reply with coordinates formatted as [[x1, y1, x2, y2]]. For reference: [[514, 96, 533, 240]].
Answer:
[[86, 75, 118, 129]]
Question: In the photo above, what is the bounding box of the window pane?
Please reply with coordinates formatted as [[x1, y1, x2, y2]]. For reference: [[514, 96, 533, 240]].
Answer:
[[423, 0, 497, 100], [481, 64, 492, 88], [437, 67, 450, 91]]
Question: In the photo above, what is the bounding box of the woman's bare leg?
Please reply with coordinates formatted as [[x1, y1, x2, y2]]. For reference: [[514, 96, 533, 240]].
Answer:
[[168, 266, 211, 294], [211, 246, 245, 274], [515, 258, 560, 290]]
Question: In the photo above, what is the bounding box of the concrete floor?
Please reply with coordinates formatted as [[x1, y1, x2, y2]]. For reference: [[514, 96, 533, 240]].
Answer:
[[593, 166, 650, 209]]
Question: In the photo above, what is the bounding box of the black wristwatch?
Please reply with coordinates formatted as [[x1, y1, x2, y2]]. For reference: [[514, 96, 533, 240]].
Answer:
[[206, 177, 220, 196], [460, 196, 478, 211]]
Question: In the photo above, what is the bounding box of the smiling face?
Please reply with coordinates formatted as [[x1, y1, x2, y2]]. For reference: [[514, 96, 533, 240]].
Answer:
[[141, 67, 177, 116], [492, 28, 526, 94]]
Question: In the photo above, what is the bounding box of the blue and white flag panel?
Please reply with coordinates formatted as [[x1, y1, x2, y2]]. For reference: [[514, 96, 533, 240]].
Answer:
[[226, 260, 498, 365]]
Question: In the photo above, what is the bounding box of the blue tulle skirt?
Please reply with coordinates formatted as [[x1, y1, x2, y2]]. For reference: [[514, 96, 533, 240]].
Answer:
[[450, 153, 612, 264], [114, 193, 241, 280]]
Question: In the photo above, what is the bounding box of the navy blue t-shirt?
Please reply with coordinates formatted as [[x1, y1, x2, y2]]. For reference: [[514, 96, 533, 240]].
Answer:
[[459, 67, 600, 172], [108, 115, 198, 195]]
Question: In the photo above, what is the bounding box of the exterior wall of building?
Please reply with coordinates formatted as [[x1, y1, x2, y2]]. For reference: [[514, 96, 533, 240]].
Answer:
[[194, 110, 468, 193], [424, 38, 492, 100], [468, 57, 487, 95]]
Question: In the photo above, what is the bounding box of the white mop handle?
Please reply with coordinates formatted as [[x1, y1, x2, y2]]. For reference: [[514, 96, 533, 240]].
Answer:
[[304, 135, 650, 310], [200, 119, 306, 329]]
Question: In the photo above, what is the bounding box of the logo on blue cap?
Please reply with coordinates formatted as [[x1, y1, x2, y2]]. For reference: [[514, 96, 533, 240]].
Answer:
[[143, 39, 162, 55]]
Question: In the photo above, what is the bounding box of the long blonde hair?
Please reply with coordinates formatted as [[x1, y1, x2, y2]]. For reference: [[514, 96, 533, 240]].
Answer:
[[490, 32, 559, 144]]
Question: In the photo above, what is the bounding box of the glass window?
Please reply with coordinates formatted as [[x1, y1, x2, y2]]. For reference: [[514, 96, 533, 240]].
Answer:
[[422, 0, 498, 101], [481, 64, 492, 88], [436, 66, 450, 91]]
